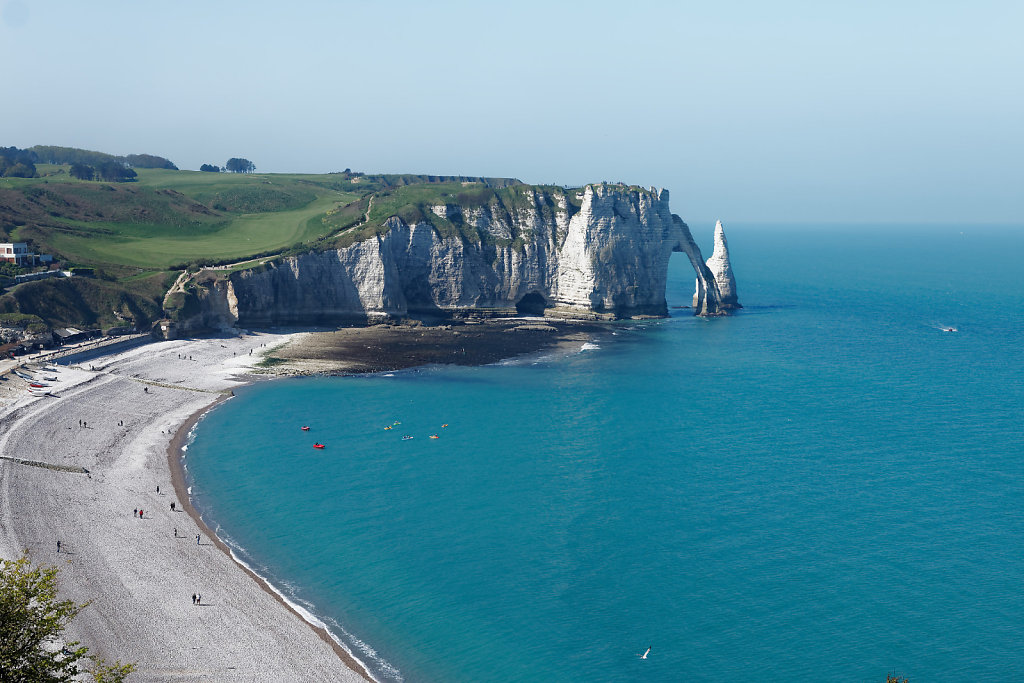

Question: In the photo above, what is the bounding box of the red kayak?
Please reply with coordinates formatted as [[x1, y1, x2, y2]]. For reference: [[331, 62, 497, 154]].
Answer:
[[301, 426, 310, 431], [313, 443, 325, 449]]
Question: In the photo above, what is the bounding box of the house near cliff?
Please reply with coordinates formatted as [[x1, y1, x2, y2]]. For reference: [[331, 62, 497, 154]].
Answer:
[[0, 242, 53, 267], [52, 327, 94, 345]]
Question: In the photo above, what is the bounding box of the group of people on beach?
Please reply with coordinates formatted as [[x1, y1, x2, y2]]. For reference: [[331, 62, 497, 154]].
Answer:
[[191, 593, 202, 605]]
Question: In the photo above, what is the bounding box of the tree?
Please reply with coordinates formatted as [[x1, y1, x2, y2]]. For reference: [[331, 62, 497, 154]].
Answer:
[[70, 163, 94, 181], [96, 161, 137, 183], [124, 154, 177, 170], [29, 146, 118, 168], [29, 146, 176, 171], [224, 157, 255, 173], [3, 162, 36, 178], [199, 163, 220, 173], [0, 553, 134, 682], [0, 146, 38, 178]]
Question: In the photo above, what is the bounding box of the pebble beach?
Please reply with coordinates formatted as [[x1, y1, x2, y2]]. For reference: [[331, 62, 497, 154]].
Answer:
[[0, 330, 371, 682]]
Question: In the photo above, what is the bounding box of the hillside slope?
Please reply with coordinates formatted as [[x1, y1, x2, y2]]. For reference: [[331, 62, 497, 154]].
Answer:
[[0, 167, 479, 330]]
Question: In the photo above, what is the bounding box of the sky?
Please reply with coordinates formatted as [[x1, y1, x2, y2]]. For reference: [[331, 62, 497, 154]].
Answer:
[[2, 0, 1021, 225]]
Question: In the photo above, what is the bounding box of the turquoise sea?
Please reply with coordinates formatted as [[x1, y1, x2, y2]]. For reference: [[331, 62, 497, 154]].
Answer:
[[185, 224, 1024, 682]]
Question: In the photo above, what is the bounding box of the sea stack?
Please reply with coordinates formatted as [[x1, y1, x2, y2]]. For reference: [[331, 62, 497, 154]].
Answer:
[[696, 219, 741, 310]]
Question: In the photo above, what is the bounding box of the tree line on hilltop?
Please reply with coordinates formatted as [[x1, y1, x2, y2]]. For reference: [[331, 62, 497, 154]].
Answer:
[[0, 146, 39, 178], [0, 145, 179, 182], [69, 161, 138, 182], [200, 157, 255, 173], [31, 146, 178, 171], [4, 145, 257, 179]]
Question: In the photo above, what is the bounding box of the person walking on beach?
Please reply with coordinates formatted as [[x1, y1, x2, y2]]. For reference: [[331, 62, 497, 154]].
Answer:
[[133, 508, 137, 517], [174, 527, 177, 537], [192, 593, 196, 605], [197, 593, 201, 605], [170, 501, 175, 511], [197, 534, 201, 545], [139, 508, 143, 518], [156, 485, 160, 494], [56, 540, 61, 553]]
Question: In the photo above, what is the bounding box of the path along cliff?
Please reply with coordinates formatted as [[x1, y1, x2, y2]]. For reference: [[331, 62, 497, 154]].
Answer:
[[162, 183, 739, 335]]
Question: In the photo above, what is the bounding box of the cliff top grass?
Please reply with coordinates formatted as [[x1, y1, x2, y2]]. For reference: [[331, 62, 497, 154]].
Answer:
[[3, 168, 361, 269]]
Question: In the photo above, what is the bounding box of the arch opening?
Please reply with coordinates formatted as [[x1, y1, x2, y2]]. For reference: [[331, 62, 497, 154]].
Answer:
[[515, 292, 548, 316]]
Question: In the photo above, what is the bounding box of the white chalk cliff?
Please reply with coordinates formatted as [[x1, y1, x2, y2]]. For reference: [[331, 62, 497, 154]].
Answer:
[[695, 219, 740, 310], [166, 184, 735, 331]]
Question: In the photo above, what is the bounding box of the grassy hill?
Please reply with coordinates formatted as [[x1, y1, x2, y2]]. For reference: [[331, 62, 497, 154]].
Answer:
[[3, 166, 361, 269], [0, 161, 533, 333]]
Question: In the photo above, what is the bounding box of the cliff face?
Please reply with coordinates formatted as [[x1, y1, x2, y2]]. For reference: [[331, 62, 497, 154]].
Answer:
[[167, 184, 733, 332]]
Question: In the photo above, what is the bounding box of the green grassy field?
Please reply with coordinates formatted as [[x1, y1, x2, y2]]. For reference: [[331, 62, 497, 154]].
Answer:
[[4, 169, 359, 269], [41, 189, 355, 268]]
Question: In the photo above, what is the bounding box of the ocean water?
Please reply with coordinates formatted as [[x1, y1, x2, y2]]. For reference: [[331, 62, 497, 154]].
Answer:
[[185, 224, 1024, 682]]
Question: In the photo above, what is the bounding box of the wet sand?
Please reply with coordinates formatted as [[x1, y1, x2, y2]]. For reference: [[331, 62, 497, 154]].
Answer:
[[261, 319, 610, 375]]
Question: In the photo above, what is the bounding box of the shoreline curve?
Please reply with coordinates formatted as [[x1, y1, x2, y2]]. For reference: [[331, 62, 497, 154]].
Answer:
[[0, 321, 600, 681], [167, 395, 377, 681]]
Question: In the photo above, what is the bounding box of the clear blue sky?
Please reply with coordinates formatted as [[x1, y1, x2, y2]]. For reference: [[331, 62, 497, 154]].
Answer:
[[2, 0, 1021, 225]]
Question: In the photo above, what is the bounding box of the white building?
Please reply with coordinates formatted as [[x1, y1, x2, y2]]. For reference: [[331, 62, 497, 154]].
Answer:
[[0, 243, 31, 264], [0, 243, 52, 266]]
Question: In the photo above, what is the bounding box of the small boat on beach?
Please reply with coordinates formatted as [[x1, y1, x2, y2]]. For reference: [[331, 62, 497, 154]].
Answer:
[[313, 443, 325, 449]]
